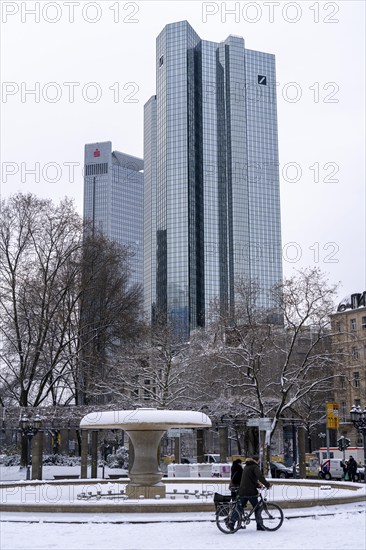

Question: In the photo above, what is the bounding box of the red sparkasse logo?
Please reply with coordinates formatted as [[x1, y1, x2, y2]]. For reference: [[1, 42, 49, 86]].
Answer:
[[93, 148, 101, 158]]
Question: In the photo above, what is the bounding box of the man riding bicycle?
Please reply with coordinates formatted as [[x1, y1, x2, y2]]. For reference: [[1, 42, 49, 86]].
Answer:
[[235, 455, 271, 531]]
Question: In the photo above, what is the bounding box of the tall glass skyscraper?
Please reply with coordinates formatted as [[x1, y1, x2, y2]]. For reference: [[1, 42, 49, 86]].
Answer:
[[144, 21, 282, 332], [84, 141, 144, 287]]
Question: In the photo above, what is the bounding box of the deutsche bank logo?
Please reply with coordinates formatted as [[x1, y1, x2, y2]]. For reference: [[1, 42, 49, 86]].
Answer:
[[258, 75, 267, 85]]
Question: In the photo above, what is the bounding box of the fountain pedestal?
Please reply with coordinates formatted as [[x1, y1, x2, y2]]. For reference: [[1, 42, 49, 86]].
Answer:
[[125, 429, 166, 498]]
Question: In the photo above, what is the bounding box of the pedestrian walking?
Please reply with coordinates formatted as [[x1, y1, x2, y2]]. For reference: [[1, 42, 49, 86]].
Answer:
[[237, 455, 271, 531]]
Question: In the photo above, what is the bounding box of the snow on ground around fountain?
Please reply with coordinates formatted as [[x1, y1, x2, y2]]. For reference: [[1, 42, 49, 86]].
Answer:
[[1, 502, 365, 550]]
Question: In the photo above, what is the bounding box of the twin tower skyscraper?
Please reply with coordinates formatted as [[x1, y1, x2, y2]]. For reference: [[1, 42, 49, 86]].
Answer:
[[85, 21, 283, 334]]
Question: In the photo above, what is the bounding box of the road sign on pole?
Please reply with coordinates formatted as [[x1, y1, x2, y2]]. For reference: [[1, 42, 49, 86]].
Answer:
[[247, 418, 272, 430], [258, 419, 272, 431], [247, 418, 259, 427], [167, 428, 193, 438], [326, 402, 339, 429]]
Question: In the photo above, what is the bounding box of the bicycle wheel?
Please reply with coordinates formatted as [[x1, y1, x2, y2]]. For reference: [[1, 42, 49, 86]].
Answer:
[[258, 502, 284, 531], [215, 503, 242, 534]]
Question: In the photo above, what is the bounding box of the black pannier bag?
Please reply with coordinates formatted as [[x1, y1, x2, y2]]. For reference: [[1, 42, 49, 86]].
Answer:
[[213, 492, 232, 514]]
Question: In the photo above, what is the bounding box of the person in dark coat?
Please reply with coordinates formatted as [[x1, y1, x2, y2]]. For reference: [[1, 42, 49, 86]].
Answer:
[[229, 459, 243, 499], [347, 455, 358, 482], [341, 460, 349, 480], [237, 455, 271, 531]]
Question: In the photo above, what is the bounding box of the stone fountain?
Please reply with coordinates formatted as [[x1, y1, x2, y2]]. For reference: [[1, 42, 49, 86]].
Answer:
[[80, 408, 211, 498]]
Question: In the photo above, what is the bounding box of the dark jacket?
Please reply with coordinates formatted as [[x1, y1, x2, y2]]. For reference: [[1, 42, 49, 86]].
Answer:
[[347, 457, 358, 475], [238, 459, 271, 497], [230, 461, 243, 488]]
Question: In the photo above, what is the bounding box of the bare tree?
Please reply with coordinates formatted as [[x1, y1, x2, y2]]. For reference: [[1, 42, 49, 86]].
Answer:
[[75, 232, 144, 405], [0, 193, 83, 407], [0, 193, 144, 409], [92, 316, 199, 409], [290, 390, 328, 453], [204, 268, 341, 443]]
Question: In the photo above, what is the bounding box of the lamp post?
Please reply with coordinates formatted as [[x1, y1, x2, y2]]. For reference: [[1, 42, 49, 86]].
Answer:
[[350, 404, 366, 484], [19, 414, 42, 480]]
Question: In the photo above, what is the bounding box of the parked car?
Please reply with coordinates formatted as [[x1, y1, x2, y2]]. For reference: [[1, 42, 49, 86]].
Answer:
[[180, 457, 197, 464], [356, 467, 365, 481], [182, 454, 221, 464], [296, 460, 320, 478], [270, 461, 293, 478]]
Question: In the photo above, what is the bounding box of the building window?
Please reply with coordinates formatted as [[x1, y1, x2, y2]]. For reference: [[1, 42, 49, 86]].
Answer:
[[355, 399, 361, 407], [353, 372, 360, 388], [351, 347, 359, 359], [336, 322, 342, 333], [85, 163, 108, 176], [362, 316, 366, 329], [350, 318, 356, 330], [159, 56, 164, 67]]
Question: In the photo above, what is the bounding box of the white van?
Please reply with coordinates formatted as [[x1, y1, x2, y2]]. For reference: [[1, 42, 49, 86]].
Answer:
[[204, 453, 221, 463], [319, 459, 344, 480], [319, 458, 362, 481]]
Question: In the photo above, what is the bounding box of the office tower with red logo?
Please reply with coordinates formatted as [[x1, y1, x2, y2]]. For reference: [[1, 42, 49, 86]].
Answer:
[[83, 141, 144, 287]]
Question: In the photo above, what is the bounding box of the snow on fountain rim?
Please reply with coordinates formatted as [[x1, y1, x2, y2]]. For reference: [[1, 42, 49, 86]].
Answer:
[[80, 408, 212, 430]]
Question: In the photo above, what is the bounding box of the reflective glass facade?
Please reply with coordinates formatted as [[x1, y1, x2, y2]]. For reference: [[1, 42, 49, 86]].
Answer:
[[84, 142, 144, 287], [144, 22, 282, 332]]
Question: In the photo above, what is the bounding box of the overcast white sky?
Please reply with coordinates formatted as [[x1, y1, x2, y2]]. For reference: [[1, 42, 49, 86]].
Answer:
[[1, 0, 365, 301]]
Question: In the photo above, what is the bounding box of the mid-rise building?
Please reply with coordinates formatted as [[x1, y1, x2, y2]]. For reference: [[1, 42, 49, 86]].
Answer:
[[84, 141, 144, 287], [144, 21, 282, 333], [331, 291, 366, 446]]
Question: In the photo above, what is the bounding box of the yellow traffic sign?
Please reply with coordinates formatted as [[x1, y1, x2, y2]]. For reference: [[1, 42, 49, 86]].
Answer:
[[326, 402, 339, 429]]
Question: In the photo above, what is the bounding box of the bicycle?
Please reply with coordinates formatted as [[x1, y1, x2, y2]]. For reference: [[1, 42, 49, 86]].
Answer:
[[215, 488, 284, 533]]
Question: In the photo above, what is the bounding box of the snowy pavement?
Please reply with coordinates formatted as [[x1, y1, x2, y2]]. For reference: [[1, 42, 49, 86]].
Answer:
[[1, 503, 365, 550]]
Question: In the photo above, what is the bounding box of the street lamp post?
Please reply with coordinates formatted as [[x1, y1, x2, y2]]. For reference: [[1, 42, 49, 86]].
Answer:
[[350, 404, 366, 484], [19, 414, 42, 480]]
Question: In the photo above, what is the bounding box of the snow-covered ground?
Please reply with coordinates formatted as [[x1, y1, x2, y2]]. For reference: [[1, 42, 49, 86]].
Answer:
[[1, 503, 365, 550], [1, 465, 366, 549]]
